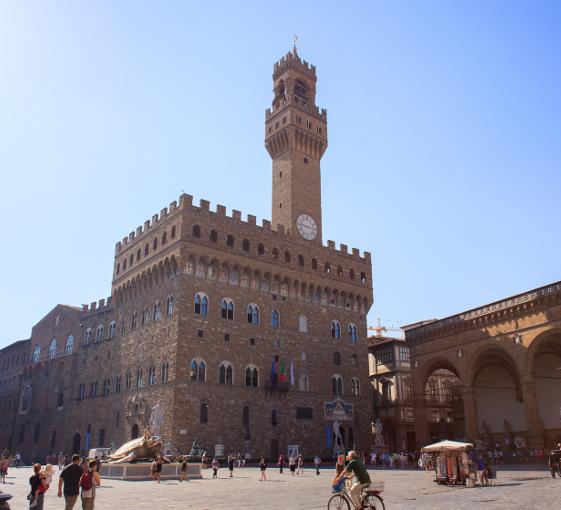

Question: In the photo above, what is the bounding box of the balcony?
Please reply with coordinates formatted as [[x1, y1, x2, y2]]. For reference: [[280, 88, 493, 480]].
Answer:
[[264, 381, 291, 395]]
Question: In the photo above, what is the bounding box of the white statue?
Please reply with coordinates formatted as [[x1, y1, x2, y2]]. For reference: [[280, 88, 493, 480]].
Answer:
[[151, 401, 164, 437], [333, 420, 344, 451], [374, 418, 384, 445]]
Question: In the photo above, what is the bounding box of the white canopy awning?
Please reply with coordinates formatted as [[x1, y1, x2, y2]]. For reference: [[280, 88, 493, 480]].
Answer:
[[421, 440, 473, 453]]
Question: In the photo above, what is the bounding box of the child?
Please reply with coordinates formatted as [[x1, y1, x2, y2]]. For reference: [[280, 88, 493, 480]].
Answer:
[[211, 458, 219, 479], [30, 464, 54, 508]]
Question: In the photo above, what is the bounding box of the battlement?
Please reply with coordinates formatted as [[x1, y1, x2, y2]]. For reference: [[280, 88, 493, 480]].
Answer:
[[265, 102, 327, 121], [273, 49, 317, 80], [115, 194, 187, 253], [81, 296, 113, 315]]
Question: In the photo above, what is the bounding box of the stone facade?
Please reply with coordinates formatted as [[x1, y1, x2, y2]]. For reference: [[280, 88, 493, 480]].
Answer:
[[1, 49, 374, 462], [405, 281, 561, 450]]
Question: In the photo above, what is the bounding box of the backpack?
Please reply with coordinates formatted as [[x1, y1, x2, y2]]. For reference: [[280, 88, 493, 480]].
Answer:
[[80, 471, 93, 491]]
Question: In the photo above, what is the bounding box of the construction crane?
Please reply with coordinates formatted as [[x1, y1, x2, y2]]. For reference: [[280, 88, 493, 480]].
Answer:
[[368, 318, 403, 338]]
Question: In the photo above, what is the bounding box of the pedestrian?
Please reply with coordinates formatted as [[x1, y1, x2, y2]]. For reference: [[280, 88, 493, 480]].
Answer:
[[314, 455, 321, 475], [30, 464, 54, 507], [179, 458, 188, 482], [333, 451, 371, 510], [228, 455, 234, 478], [288, 454, 296, 475], [79, 460, 100, 510], [211, 458, 219, 479], [28, 463, 47, 510], [58, 454, 84, 510], [332, 454, 347, 493], [476, 454, 488, 486], [14, 453, 21, 469], [0, 458, 8, 483], [58, 452, 65, 471], [151, 456, 163, 483], [297, 454, 304, 475], [258, 456, 267, 481], [277, 454, 285, 474], [241, 453, 246, 468]]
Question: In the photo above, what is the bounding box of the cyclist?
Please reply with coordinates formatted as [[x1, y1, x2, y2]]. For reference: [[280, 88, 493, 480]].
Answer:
[[333, 451, 371, 509]]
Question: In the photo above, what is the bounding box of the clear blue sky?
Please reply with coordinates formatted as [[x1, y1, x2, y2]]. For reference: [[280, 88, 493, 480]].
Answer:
[[1, 1, 560, 347]]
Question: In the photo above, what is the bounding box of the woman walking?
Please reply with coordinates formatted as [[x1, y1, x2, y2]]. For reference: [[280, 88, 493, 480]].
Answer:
[[288, 454, 296, 476], [297, 454, 304, 475], [28, 464, 47, 510], [277, 454, 285, 474], [259, 456, 267, 481]]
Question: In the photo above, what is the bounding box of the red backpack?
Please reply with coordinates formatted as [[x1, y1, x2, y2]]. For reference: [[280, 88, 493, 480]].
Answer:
[[80, 471, 93, 491]]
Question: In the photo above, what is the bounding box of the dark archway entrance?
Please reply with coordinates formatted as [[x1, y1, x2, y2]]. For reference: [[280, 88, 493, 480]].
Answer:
[[72, 433, 81, 455], [131, 424, 139, 440]]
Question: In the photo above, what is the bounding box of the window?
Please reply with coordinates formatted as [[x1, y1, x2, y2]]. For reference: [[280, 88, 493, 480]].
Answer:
[[115, 375, 122, 393], [324, 262, 331, 274], [272, 247, 279, 259], [284, 251, 291, 263], [96, 325, 104, 341], [210, 230, 218, 242], [32, 344, 40, 363], [242, 239, 250, 251], [148, 366, 156, 385], [350, 354, 358, 368], [171, 225, 176, 238], [376, 347, 393, 365], [161, 362, 169, 382], [84, 328, 92, 344], [226, 234, 234, 247], [125, 371, 132, 390], [144, 243, 149, 256], [162, 232, 167, 245], [242, 406, 250, 426], [399, 346, 410, 361], [337, 265, 343, 277], [141, 309, 149, 326], [78, 383, 85, 400], [245, 365, 259, 387], [298, 315, 308, 333], [271, 310, 280, 329], [247, 304, 259, 325], [332, 375, 343, 396], [192, 225, 201, 238], [220, 299, 234, 320], [131, 311, 137, 330], [298, 254, 304, 266], [403, 380, 413, 401], [136, 248, 140, 261], [153, 238, 158, 250], [257, 243, 265, 255], [122, 258, 127, 270], [103, 378, 111, 396], [351, 377, 360, 396], [194, 293, 208, 316], [120, 321, 126, 335], [20, 385, 31, 412], [333, 352, 341, 365], [91, 380, 98, 398], [219, 362, 233, 385], [153, 302, 161, 321], [348, 324, 358, 342], [129, 254, 133, 266], [296, 407, 313, 420], [190, 359, 206, 383], [136, 369, 143, 388], [166, 296, 175, 315], [197, 329, 203, 338], [64, 335, 74, 355], [331, 320, 341, 339], [200, 402, 208, 424], [361, 272, 367, 284], [249, 338, 256, 346], [382, 381, 392, 403], [299, 375, 309, 392], [116, 262, 120, 274], [108, 321, 116, 339], [312, 258, 318, 270], [48, 339, 57, 359]]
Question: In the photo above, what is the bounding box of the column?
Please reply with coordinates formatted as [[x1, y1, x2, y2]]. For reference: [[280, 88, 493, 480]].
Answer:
[[521, 377, 544, 448], [413, 394, 429, 447], [462, 386, 478, 441]]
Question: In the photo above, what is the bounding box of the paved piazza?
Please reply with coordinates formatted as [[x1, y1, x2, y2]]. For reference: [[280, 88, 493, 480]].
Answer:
[[2, 465, 558, 510]]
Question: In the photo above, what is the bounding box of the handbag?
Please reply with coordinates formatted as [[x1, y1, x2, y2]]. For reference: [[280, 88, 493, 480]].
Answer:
[[81, 489, 93, 499]]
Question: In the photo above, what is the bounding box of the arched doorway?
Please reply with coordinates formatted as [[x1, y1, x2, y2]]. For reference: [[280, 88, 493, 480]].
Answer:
[[72, 433, 81, 454], [473, 350, 526, 446], [532, 333, 561, 446], [130, 424, 139, 440]]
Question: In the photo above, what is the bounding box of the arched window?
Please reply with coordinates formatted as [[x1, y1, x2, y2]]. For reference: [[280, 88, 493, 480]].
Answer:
[[242, 239, 250, 251], [332, 375, 343, 396], [171, 225, 176, 238], [48, 339, 57, 359], [348, 324, 358, 342], [108, 321, 116, 339], [271, 310, 280, 329], [200, 402, 208, 424], [153, 238, 158, 250], [129, 254, 133, 266], [257, 243, 265, 255], [219, 362, 233, 385], [272, 247, 279, 259], [324, 262, 331, 274], [136, 369, 143, 388], [96, 325, 104, 341], [192, 225, 201, 238], [220, 298, 234, 320], [141, 309, 149, 326], [245, 365, 259, 387], [123, 258, 127, 270], [194, 293, 208, 317], [298, 255, 304, 266], [351, 377, 360, 396], [148, 366, 156, 385], [153, 302, 161, 320], [161, 362, 169, 383], [64, 335, 74, 355], [210, 230, 218, 242], [247, 304, 259, 325], [131, 312, 137, 330], [20, 385, 31, 413], [299, 375, 309, 392], [190, 359, 206, 383], [226, 234, 234, 247], [333, 352, 341, 365], [162, 232, 167, 245], [144, 243, 149, 256], [312, 258, 318, 270], [284, 251, 291, 263], [116, 262, 120, 274], [125, 371, 132, 390], [166, 296, 175, 315], [298, 315, 308, 333], [32, 344, 41, 363], [84, 328, 92, 344], [350, 354, 358, 368], [331, 320, 341, 339]]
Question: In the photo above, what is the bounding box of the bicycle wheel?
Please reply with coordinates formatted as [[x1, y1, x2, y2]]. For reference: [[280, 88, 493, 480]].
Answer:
[[327, 493, 351, 510], [363, 493, 386, 510]]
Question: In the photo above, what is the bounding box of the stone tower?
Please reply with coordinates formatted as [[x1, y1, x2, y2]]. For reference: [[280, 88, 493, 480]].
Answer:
[[265, 49, 328, 243]]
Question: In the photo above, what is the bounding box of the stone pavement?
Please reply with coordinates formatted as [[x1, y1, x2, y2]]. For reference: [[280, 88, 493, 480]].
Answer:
[[1, 465, 558, 510]]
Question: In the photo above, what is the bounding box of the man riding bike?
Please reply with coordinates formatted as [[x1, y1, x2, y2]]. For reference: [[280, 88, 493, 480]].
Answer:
[[334, 451, 371, 509]]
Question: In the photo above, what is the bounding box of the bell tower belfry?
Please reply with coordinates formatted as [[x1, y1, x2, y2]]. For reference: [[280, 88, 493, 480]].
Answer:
[[265, 49, 328, 243]]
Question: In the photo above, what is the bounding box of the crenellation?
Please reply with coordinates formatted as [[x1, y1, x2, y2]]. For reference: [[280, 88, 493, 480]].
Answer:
[[262, 219, 271, 229], [160, 207, 168, 217], [129, 232, 135, 242], [180, 193, 193, 207], [82, 304, 88, 312], [136, 226, 142, 236], [340, 243, 348, 254], [200, 199, 210, 211], [90, 302, 97, 310], [99, 298, 105, 308], [169, 200, 177, 211], [144, 220, 150, 231], [327, 240, 335, 249], [216, 204, 226, 216], [232, 210, 241, 221], [152, 214, 158, 224], [247, 214, 256, 225], [352, 248, 360, 257]]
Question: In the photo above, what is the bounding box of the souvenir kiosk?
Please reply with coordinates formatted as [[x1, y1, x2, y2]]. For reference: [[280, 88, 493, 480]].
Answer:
[[421, 440, 473, 485]]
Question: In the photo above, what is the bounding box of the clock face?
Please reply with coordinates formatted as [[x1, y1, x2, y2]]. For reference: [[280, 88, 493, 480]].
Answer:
[[296, 214, 318, 240]]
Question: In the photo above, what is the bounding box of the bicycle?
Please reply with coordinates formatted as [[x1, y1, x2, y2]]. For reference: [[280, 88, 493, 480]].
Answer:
[[327, 482, 385, 510]]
